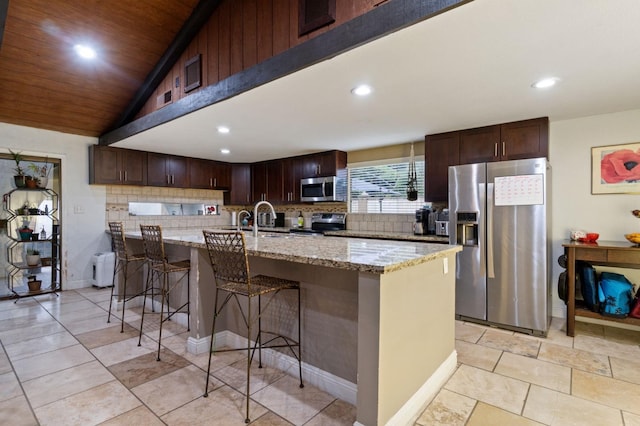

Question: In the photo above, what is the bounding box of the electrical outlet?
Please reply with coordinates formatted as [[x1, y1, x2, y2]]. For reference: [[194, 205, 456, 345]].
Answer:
[[443, 257, 448, 274], [73, 204, 85, 214]]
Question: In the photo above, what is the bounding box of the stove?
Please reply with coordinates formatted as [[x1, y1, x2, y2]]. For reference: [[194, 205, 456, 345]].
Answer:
[[289, 212, 346, 235]]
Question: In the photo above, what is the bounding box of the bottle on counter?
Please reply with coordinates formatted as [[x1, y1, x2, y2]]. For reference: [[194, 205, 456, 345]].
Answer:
[[297, 211, 304, 228]]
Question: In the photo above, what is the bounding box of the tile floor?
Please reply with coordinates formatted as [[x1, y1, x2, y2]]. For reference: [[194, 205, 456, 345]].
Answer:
[[1, 287, 640, 425]]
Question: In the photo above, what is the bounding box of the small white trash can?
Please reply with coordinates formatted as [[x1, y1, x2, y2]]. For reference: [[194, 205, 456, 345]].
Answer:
[[91, 252, 115, 288]]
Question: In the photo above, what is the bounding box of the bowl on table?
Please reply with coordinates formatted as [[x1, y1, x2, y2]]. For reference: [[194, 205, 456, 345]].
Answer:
[[579, 232, 599, 243], [625, 233, 640, 245]]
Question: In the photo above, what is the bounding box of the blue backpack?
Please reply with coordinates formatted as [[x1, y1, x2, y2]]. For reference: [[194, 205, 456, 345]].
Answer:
[[598, 272, 634, 318]]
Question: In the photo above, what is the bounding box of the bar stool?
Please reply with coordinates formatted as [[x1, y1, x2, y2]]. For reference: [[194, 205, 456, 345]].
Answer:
[[138, 225, 191, 361], [202, 230, 303, 424], [107, 222, 146, 333]]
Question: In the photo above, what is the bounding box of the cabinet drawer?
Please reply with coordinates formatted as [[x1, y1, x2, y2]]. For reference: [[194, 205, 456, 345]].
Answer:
[[607, 250, 640, 265], [574, 248, 607, 262]]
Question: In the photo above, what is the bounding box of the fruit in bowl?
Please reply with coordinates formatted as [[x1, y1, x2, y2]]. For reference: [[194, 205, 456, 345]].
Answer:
[[625, 233, 640, 245], [579, 233, 599, 243]]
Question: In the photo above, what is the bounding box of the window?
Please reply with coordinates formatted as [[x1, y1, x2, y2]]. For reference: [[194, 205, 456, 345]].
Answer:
[[348, 159, 425, 213]]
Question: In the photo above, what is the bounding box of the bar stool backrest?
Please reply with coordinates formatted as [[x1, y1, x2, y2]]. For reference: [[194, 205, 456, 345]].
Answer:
[[202, 231, 250, 286], [140, 225, 166, 265], [109, 222, 128, 259]]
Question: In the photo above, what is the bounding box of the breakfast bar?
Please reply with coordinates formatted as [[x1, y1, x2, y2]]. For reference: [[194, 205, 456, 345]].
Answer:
[[124, 230, 461, 425]]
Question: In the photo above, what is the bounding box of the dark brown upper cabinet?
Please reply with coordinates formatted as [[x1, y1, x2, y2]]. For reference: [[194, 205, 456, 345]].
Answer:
[[425, 132, 460, 202], [459, 117, 549, 164], [225, 163, 252, 205], [89, 145, 147, 186], [300, 150, 347, 178], [188, 158, 231, 190], [147, 152, 189, 187]]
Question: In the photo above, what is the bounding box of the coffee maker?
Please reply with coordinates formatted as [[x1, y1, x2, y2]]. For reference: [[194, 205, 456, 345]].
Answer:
[[414, 207, 436, 235]]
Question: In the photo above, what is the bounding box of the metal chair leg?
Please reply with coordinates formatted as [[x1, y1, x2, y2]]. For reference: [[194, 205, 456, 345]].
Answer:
[[138, 267, 153, 347], [245, 298, 252, 424], [204, 288, 220, 398], [107, 258, 118, 324], [298, 287, 304, 388]]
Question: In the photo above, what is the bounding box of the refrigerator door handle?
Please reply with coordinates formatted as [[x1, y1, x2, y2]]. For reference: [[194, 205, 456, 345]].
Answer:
[[486, 182, 495, 278]]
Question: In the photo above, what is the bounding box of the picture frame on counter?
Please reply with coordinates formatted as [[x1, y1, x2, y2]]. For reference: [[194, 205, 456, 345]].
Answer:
[[592, 142, 640, 194]]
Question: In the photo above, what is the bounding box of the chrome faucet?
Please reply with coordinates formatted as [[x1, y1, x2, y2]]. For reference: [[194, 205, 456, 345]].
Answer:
[[237, 210, 250, 231], [253, 201, 276, 237]]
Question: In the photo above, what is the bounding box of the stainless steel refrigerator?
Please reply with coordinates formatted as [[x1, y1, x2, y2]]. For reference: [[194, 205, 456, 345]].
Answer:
[[448, 157, 551, 336]]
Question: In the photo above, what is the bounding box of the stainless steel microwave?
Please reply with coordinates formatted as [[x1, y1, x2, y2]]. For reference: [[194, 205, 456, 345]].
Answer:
[[300, 176, 346, 202]]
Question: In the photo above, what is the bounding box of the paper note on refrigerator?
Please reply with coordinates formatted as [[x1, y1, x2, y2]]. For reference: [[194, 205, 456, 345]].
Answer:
[[494, 174, 544, 206]]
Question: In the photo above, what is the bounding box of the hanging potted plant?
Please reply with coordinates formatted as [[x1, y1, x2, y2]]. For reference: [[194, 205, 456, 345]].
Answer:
[[9, 149, 26, 188], [28, 159, 51, 189], [26, 248, 40, 266], [406, 143, 419, 201]]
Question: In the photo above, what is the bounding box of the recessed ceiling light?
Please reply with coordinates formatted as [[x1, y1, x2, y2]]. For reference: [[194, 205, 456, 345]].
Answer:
[[531, 77, 559, 89], [220, 148, 230, 155], [217, 126, 230, 134], [351, 84, 373, 96], [74, 44, 96, 59]]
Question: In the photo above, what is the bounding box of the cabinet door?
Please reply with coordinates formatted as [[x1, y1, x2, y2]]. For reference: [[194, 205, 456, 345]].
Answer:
[[167, 156, 188, 187], [213, 161, 231, 189], [120, 149, 146, 185], [226, 163, 252, 205], [300, 150, 347, 178], [89, 146, 122, 184], [188, 158, 211, 188], [425, 131, 460, 202], [147, 152, 170, 186], [252, 162, 267, 202], [282, 157, 304, 203], [500, 117, 549, 160], [266, 160, 284, 203], [459, 125, 501, 164]]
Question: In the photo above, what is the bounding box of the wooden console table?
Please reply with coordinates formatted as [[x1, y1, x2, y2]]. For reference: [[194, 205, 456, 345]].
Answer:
[[563, 240, 640, 336]]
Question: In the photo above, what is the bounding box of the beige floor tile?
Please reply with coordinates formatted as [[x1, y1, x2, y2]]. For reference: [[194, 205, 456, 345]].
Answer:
[[0, 321, 65, 345], [467, 402, 543, 426], [455, 321, 486, 343], [444, 364, 529, 414], [22, 360, 115, 408], [0, 351, 12, 375], [537, 342, 611, 376], [604, 326, 640, 345], [75, 287, 113, 303], [53, 304, 108, 323], [0, 371, 23, 402], [455, 339, 501, 371], [495, 352, 571, 393], [13, 344, 95, 382], [64, 315, 116, 335], [478, 329, 541, 358], [251, 374, 335, 425], [0, 394, 39, 426], [33, 380, 141, 426], [623, 411, 640, 426], [572, 369, 640, 415], [98, 405, 165, 426], [0, 304, 47, 321], [75, 323, 140, 350], [161, 385, 268, 425], [611, 356, 640, 385], [5, 330, 78, 361], [0, 310, 52, 331], [90, 335, 157, 366], [214, 357, 286, 395], [574, 333, 640, 359], [252, 411, 294, 425], [574, 321, 605, 337], [132, 364, 221, 416], [523, 384, 622, 425], [108, 348, 191, 389], [415, 388, 475, 426], [304, 399, 356, 426]]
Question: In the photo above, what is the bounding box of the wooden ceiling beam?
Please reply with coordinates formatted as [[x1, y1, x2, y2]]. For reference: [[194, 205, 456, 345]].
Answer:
[[108, 0, 223, 131]]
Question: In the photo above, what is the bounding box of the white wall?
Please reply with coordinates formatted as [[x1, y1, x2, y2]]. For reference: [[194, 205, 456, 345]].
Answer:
[[1, 123, 109, 290], [550, 108, 640, 317]]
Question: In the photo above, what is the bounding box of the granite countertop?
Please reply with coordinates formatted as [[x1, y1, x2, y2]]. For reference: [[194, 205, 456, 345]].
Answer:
[[123, 229, 460, 274], [323, 230, 449, 243]]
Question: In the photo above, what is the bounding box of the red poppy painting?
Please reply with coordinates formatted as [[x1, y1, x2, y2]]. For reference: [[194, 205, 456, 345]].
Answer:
[[592, 143, 640, 194]]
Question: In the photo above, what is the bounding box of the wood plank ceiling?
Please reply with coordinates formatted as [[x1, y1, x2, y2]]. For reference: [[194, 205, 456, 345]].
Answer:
[[0, 0, 200, 136]]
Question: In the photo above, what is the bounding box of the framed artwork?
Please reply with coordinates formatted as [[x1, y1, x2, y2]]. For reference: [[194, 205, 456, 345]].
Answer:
[[592, 142, 640, 194]]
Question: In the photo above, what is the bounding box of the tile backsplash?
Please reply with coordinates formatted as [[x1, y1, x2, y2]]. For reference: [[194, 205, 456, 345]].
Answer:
[[105, 186, 230, 231], [345, 213, 415, 234]]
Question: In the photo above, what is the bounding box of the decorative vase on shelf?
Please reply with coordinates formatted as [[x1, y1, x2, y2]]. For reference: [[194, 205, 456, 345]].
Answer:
[[26, 254, 40, 266], [25, 176, 37, 188], [13, 175, 26, 188], [18, 226, 33, 241]]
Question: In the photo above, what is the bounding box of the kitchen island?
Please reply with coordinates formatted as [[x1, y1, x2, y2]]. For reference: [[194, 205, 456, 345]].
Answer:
[[123, 229, 460, 425]]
